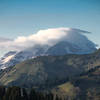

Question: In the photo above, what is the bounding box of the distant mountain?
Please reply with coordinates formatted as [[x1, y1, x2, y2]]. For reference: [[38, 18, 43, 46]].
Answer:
[[0, 49, 100, 88], [0, 41, 96, 69]]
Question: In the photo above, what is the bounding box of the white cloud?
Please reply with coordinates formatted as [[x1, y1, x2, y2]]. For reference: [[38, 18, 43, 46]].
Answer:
[[0, 27, 97, 52]]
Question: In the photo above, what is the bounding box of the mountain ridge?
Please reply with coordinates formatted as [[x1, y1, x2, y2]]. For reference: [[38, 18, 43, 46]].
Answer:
[[0, 49, 100, 88], [0, 41, 97, 69]]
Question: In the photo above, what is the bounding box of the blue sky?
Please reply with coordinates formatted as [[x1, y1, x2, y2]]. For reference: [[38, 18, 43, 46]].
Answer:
[[0, 0, 100, 50]]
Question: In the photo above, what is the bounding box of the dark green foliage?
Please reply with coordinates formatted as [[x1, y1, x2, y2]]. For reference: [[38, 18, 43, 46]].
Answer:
[[3, 87, 12, 100], [3, 86, 22, 100], [21, 88, 28, 100], [3, 86, 28, 100], [0, 86, 5, 100], [45, 93, 54, 100], [1, 86, 61, 100], [55, 95, 59, 100], [29, 89, 37, 100]]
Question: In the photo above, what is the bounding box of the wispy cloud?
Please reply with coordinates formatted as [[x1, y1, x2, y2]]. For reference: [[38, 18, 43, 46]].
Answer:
[[0, 37, 12, 42]]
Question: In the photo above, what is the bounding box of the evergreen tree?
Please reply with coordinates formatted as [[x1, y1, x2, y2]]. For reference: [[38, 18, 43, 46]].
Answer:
[[0, 86, 5, 100], [55, 95, 59, 100], [3, 86, 22, 100], [8, 86, 22, 100], [3, 87, 12, 100], [21, 88, 28, 100], [29, 89, 37, 100]]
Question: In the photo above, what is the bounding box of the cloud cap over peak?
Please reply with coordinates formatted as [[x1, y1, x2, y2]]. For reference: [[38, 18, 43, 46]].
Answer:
[[0, 27, 97, 52]]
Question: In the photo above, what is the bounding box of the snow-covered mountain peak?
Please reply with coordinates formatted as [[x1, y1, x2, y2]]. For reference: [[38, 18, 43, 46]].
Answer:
[[0, 41, 97, 69]]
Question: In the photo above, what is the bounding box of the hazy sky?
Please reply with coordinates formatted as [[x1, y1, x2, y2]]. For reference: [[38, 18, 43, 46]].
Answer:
[[0, 0, 100, 56]]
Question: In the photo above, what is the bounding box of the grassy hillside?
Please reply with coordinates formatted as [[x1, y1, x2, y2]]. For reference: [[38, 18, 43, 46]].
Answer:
[[0, 49, 100, 89], [52, 66, 100, 100]]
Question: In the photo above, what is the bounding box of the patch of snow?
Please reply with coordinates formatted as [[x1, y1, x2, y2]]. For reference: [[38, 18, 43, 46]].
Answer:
[[2, 55, 15, 64], [1, 66, 7, 70]]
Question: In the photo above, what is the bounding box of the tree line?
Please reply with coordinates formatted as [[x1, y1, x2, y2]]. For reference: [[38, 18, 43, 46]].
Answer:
[[0, 86, 62, 100]]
